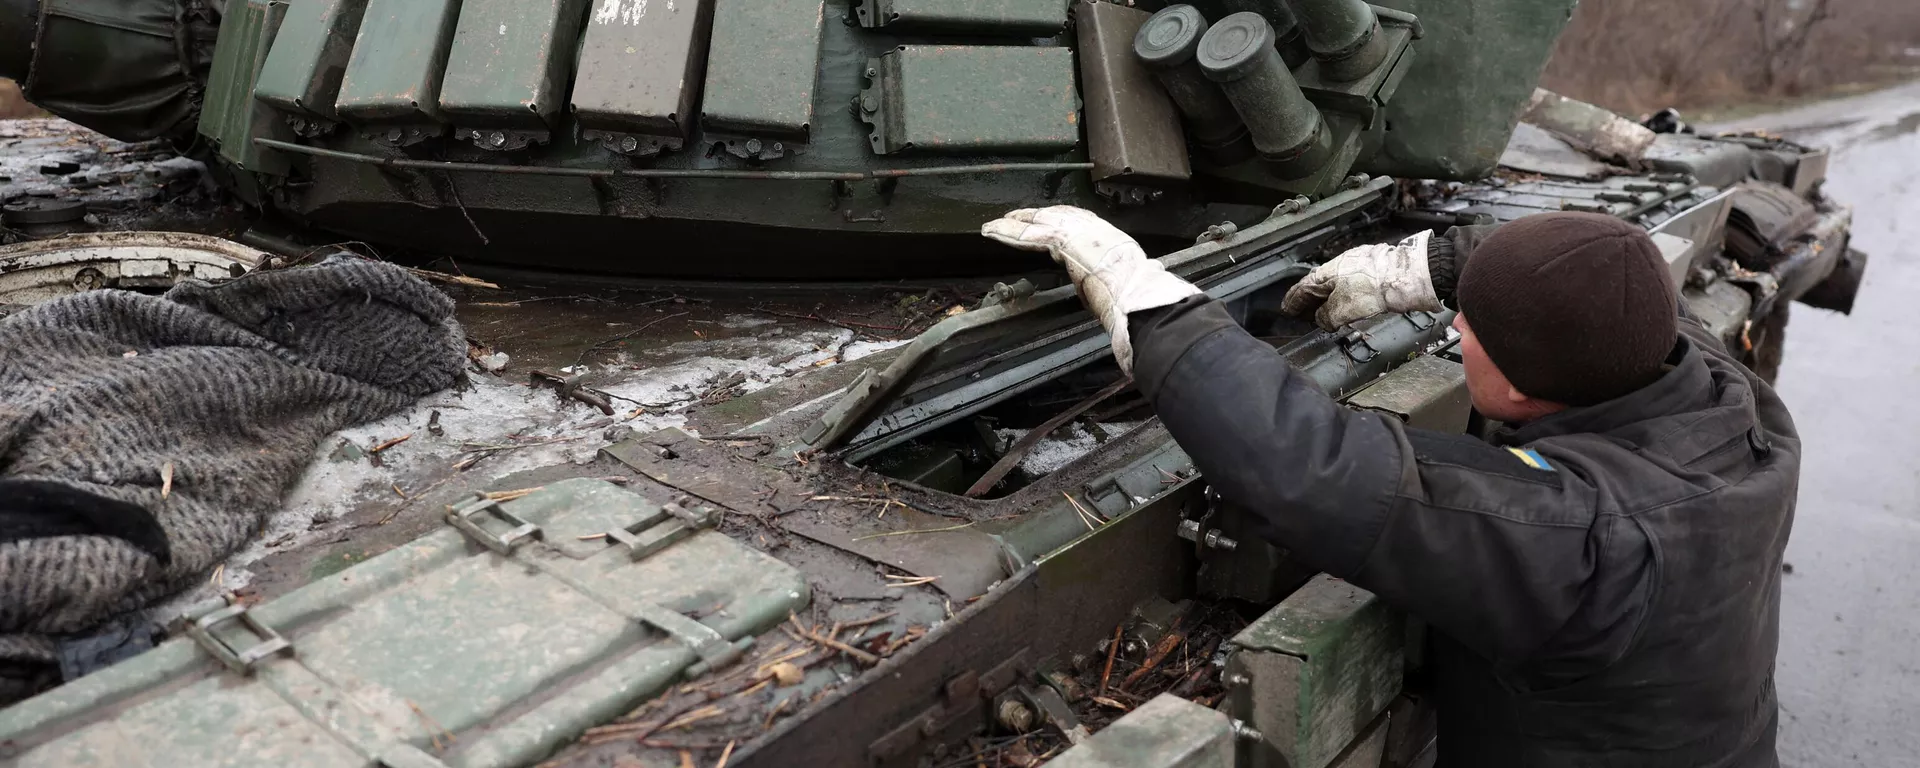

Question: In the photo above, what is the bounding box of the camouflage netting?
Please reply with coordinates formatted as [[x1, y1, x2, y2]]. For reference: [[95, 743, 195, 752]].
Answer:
[[0, 257, 466, 703]]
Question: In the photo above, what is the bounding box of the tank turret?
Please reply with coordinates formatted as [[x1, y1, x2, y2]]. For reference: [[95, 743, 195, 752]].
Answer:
[[0, 0, 1582, 278]]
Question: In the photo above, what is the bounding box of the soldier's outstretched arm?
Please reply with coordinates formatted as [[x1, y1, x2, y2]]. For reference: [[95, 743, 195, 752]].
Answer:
[[1129, 295, 1637, 663], [981, 207, 1640, 663]]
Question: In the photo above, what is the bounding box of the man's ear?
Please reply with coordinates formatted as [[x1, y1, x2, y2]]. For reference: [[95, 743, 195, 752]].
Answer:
[[1504, 385, 1571, 420]]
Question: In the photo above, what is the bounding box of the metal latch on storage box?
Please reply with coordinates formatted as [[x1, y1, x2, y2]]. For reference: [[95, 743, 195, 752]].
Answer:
[[604, 501, 718, 561], [375, 744, 454, 768], [621, 597, 753, 679], [175, 600, 293, 674], [447, 494, 543, 554]]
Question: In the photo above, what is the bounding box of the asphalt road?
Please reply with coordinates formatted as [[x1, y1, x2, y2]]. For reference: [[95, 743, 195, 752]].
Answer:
[[1716, 82, 1920, 766]]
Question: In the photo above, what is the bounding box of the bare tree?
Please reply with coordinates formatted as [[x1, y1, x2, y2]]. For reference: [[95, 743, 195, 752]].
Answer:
[[1751, 0, 1837, 92], [1540, 0, 1914, 115]]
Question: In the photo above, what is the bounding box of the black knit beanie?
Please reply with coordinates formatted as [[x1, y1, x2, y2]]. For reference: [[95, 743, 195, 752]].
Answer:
[[1454, 212, 1677, 406]]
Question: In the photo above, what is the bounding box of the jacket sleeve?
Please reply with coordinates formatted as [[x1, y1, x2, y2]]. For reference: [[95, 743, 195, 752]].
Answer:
[[1427, 223, 1501, 302], [1130, 296, 1610, 662]]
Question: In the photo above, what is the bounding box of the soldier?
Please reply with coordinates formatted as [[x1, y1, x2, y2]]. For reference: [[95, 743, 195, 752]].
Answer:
[[983, 207, 1796, 768]]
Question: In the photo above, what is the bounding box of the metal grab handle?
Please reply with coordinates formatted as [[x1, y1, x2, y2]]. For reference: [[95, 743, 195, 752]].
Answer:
[[447, 495, 543, 554], [603, 501, 717, 562], [177, 602, 292, 674]]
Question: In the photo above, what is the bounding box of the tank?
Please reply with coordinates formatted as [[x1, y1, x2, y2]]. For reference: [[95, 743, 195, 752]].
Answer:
[[0, 1, 1869, 767], [3, 0, 1573, 279]]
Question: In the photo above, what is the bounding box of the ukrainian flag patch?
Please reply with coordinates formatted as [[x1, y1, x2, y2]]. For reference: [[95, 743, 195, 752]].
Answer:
[[1507, 447, 1555, 472]]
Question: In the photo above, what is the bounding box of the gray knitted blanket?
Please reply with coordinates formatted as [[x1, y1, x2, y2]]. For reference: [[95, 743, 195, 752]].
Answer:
[[0, 256, 465, 701]]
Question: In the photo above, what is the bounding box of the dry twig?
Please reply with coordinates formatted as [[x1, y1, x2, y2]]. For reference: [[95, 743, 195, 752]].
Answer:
[[405, 267, 499, 290], [787, 615, 881, 666], [753, 307, 911, 337], [577, 311, 692, 366], [1090, 696, 1131, 711], [1099, 623, 1123, 696], [582, 702, 720, 744], [840, 610, 898, 630], [529, 369, 617, 415], [484, 487, 543, 502], [964, 378, 1132, 497], [1120, 628, 1186, 692], [407, 700, 455, 751], [1064, 492, 1104, 531], [850, 521, 975, 542], [763, 696, 794, 730]]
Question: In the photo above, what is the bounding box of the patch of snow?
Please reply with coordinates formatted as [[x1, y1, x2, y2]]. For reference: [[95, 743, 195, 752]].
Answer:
[[844, 339, 912, 361], [158, 325, 878, 613], [994, 421, 1143, 477], [715, 314, 778, 329]]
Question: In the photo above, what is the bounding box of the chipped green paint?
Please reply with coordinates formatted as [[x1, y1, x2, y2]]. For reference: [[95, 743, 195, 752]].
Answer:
[[307, 546, 364, 580], [1048, 694, 1237, 768], [1226, 575, 1405, 768], [440, 0, 585, 128], [336, 0, 462, 123], [198, 0, 290, 173], [1362, 0, 1582, 179], [1344, 354, 1472, 433], [1, 479, 810, 768], [572, 0, 713, 138], [699, 0, 824, 140], [254, 0, 369, 120]]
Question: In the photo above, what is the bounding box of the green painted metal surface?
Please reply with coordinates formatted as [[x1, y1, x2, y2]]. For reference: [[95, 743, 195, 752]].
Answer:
[[198, 0, 290, 174], [1225, 574, 1405, 768], [254, 0, 368, 121], [1293, 10, 1418, 125], [571, 0, 714, 148], [1344, 353, 1471, 433], [335, 0, 462, 126], [0, 479, 810, 768], [853, 0, 1068, 35], [860, 45, 1080, 155], [440, 0, 585, 131], [1361, 0, 1580, 179], [700, 0, 826, 141], [1048, 694, 1236, 768], [1076, 0, 1190, 188], [179, 0, 1584, 274]]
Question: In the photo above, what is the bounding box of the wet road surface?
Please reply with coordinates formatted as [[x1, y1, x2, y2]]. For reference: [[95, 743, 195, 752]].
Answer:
[[1718, 81, 1920, 766]]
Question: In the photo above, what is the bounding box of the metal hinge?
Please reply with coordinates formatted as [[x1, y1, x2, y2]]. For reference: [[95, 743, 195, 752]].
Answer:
[[1339, 330, 1379, 363], [596, 498, 741, 673], [174, 600, 293, 674], [868, 650, 1030, 766], [568, 573, 751, 680], [447, 494, 543, 554], [604, 501, 717, 562]]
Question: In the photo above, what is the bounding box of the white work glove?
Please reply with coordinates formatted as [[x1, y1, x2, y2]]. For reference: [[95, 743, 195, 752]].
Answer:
[[1280, 230, 1443, 330], [982, 206, 1201, 375]]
